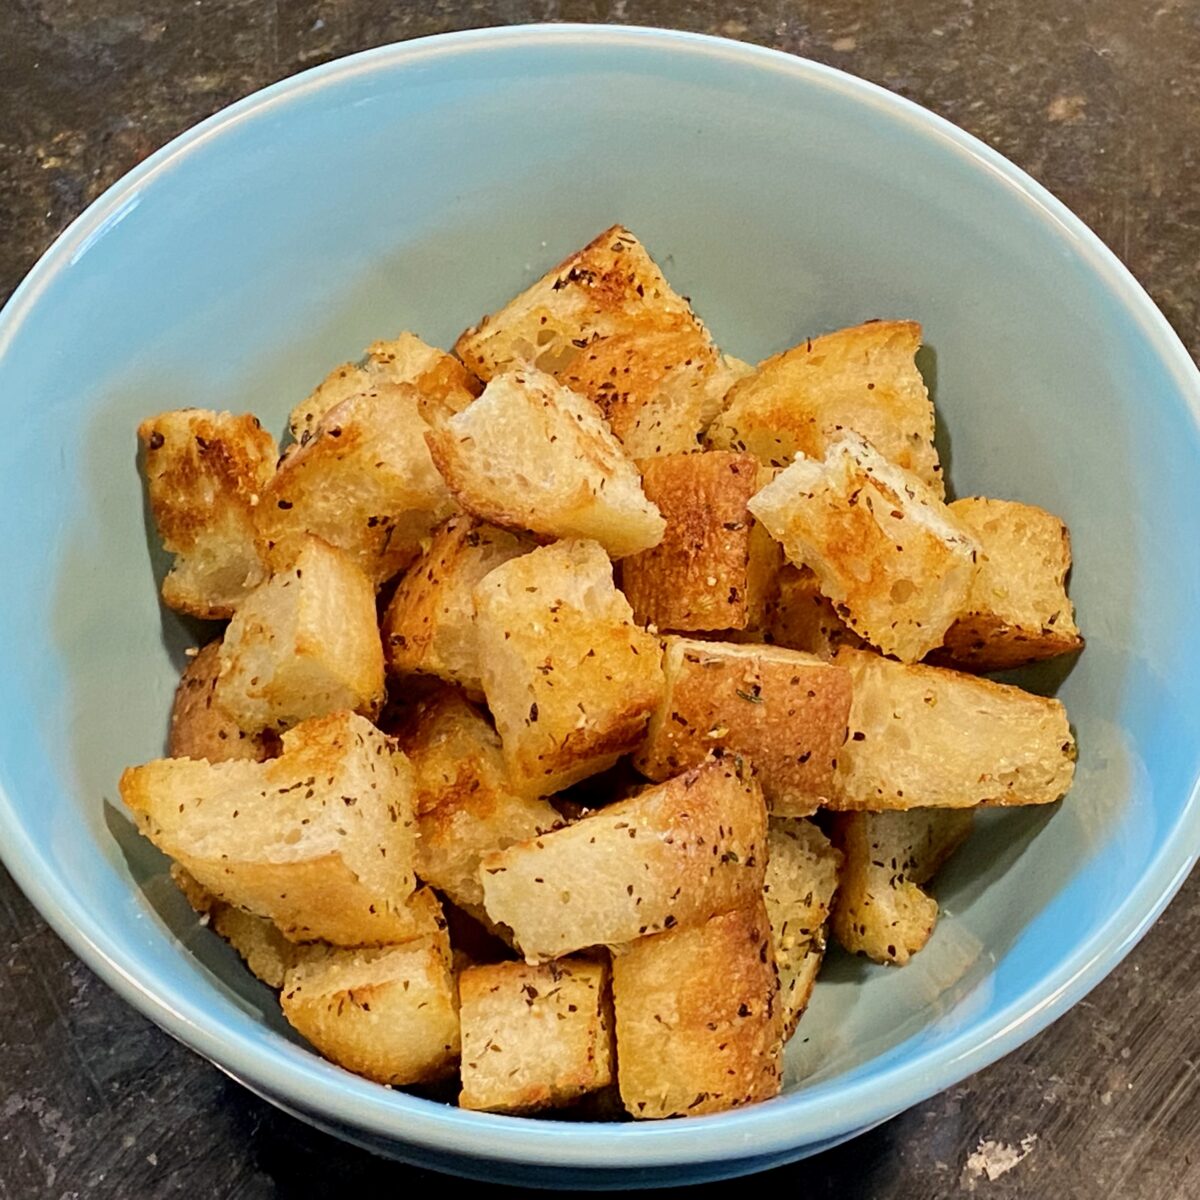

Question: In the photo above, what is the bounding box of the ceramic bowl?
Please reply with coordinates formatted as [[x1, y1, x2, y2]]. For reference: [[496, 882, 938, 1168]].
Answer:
[[1, 24, 1198, 1189]]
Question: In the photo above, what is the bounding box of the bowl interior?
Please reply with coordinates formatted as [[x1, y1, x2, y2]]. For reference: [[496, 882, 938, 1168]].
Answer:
[[1, 26, 1199, 1174]]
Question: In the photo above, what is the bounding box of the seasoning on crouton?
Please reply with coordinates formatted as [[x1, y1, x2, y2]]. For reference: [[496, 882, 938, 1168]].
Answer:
[[764, 819, 842, 1035], [382, 515, 532, 695], [749, 431, 979, 662], [932, 497, 1083, 671], [831, 807, 973, 965], [287, 331, 480, 451], [708, 319, 943, 493], [394, 688, 560, 912], [473, 539, 665, 797], [215, 536, 385, 735], [458, 958, 613, 1112], [634, 638, 852, 816], [260, 382, 458, 584], [611, 900, 782, 1118], [831, 647, 1077, 810], [120, 711, 423, 945], [138, 409, 278, 619], [454, 225, 741, 457], [281, 934, 459, 1085], [479, 760, 767, 962], [425, 369, 665, 558], [169, 640, 274, 763], [621, 451, 777, 631]]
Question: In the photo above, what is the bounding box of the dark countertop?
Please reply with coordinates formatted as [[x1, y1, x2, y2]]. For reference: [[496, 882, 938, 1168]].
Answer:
[[2, 2, 1199, 1197]]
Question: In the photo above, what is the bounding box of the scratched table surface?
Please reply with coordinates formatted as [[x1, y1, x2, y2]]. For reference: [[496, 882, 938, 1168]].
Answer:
[[2, 1, 1199, 1196]]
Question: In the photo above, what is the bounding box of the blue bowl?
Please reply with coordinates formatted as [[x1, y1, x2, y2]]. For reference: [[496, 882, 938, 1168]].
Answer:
[[1, 24, 1198, 1188]]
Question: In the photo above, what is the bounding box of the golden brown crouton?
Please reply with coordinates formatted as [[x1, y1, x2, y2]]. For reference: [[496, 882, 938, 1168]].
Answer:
[[425, 369, 665, 558], [169, 641, 273, 763], [479, 761, 767, 963], [473, 540, 665, 797], [621, 452, 777, 631], [453, 225, 738, 458], [215, 537, 385, 735], [830, 808, 973, 965], [749, 431, 979, 662], [831, 648, 1077, 810], [753, 564, 862, 657], [138, 410, 277, 619], [635, 638, 852, 816], [395, 689, 559, 911], [458, 958, 613, 1112], [382, 515, 532, 695], [260, 382, 457, 584], [611, 900, 782, 1118], [932, 497, 1083, 671], [708, 319, 942, 493], [764, 819, 842, 1035], [287, 331, 480, 450], [281, 935, 459, 1085], [121, 711, 423, 946]]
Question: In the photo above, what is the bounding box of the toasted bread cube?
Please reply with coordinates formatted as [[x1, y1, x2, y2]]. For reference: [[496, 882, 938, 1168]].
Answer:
[[458, 958, 613, 1112], [473, 540, 665, 796], [426, 369, 665, 558], [760, 564, 862, 656], [932, 498, 1083, 671], [138, 410, 277, 619], [281, 935, 459, 1085], [831, 648, 1077, 810], [621, 452, 777, 631], [215, 537, 385, 734], [288, 332, 480, 449], [454, 225, 737, 457], [169, 641, 274, 763], [395, 689, 560, 911], [749, 432, 979, 662], [382, 516, 532, 694], [120, 712, 422, 945], [635, 638, 852, 816], [764, 820, 842, 1035], [260, 382, 457, 584], [708, 319, 942, 493], [480, 761, 767, 962], [831, 808, 973, 965], [612, 900, 782, 1118]]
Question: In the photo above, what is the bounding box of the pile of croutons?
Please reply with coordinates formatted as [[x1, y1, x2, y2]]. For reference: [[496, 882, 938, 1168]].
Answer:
[[121, 226, 1081, 1120]]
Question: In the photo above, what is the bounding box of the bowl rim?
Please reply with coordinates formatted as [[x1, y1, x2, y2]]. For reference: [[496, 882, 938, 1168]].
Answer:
[[2, 21, 1200, 1173]]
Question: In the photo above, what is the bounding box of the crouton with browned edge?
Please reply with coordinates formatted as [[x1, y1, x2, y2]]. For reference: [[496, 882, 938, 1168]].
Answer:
[[169, 640, 274, 763]]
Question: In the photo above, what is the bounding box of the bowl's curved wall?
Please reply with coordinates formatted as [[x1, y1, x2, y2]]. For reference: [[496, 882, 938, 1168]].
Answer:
[[0, 25, 1198, 1182]]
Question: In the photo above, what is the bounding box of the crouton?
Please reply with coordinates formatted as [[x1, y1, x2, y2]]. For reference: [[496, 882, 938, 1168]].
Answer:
[[215, 537, 385, 734], [753, 564, 862, 657], [635, 638, 852, 816], [138, 410, 277, 619], [260, 382, 459, 584], [425, 369, 665, 558], [395, 688, 560, 911], [621, 452, 777, 631], [708, 319, 942, 493], [749, 432, 979, 662], [169, 641, 273, 763], [473, 540, 665, 797], [453, 225, 737, 457], [120, 711, 423, 945], [479, 760, 767, 962], [831, 647, 1077, 810], [932, 498, 1083, 671], [831, 807, 973, 965], [611, 900, 782, 1118], [458, 958, 613, 1112], [382, 515, 532, 695], [288, 332, 480, 449], [281, 935, 459, 1085], [764, 819, 842, 1034]]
